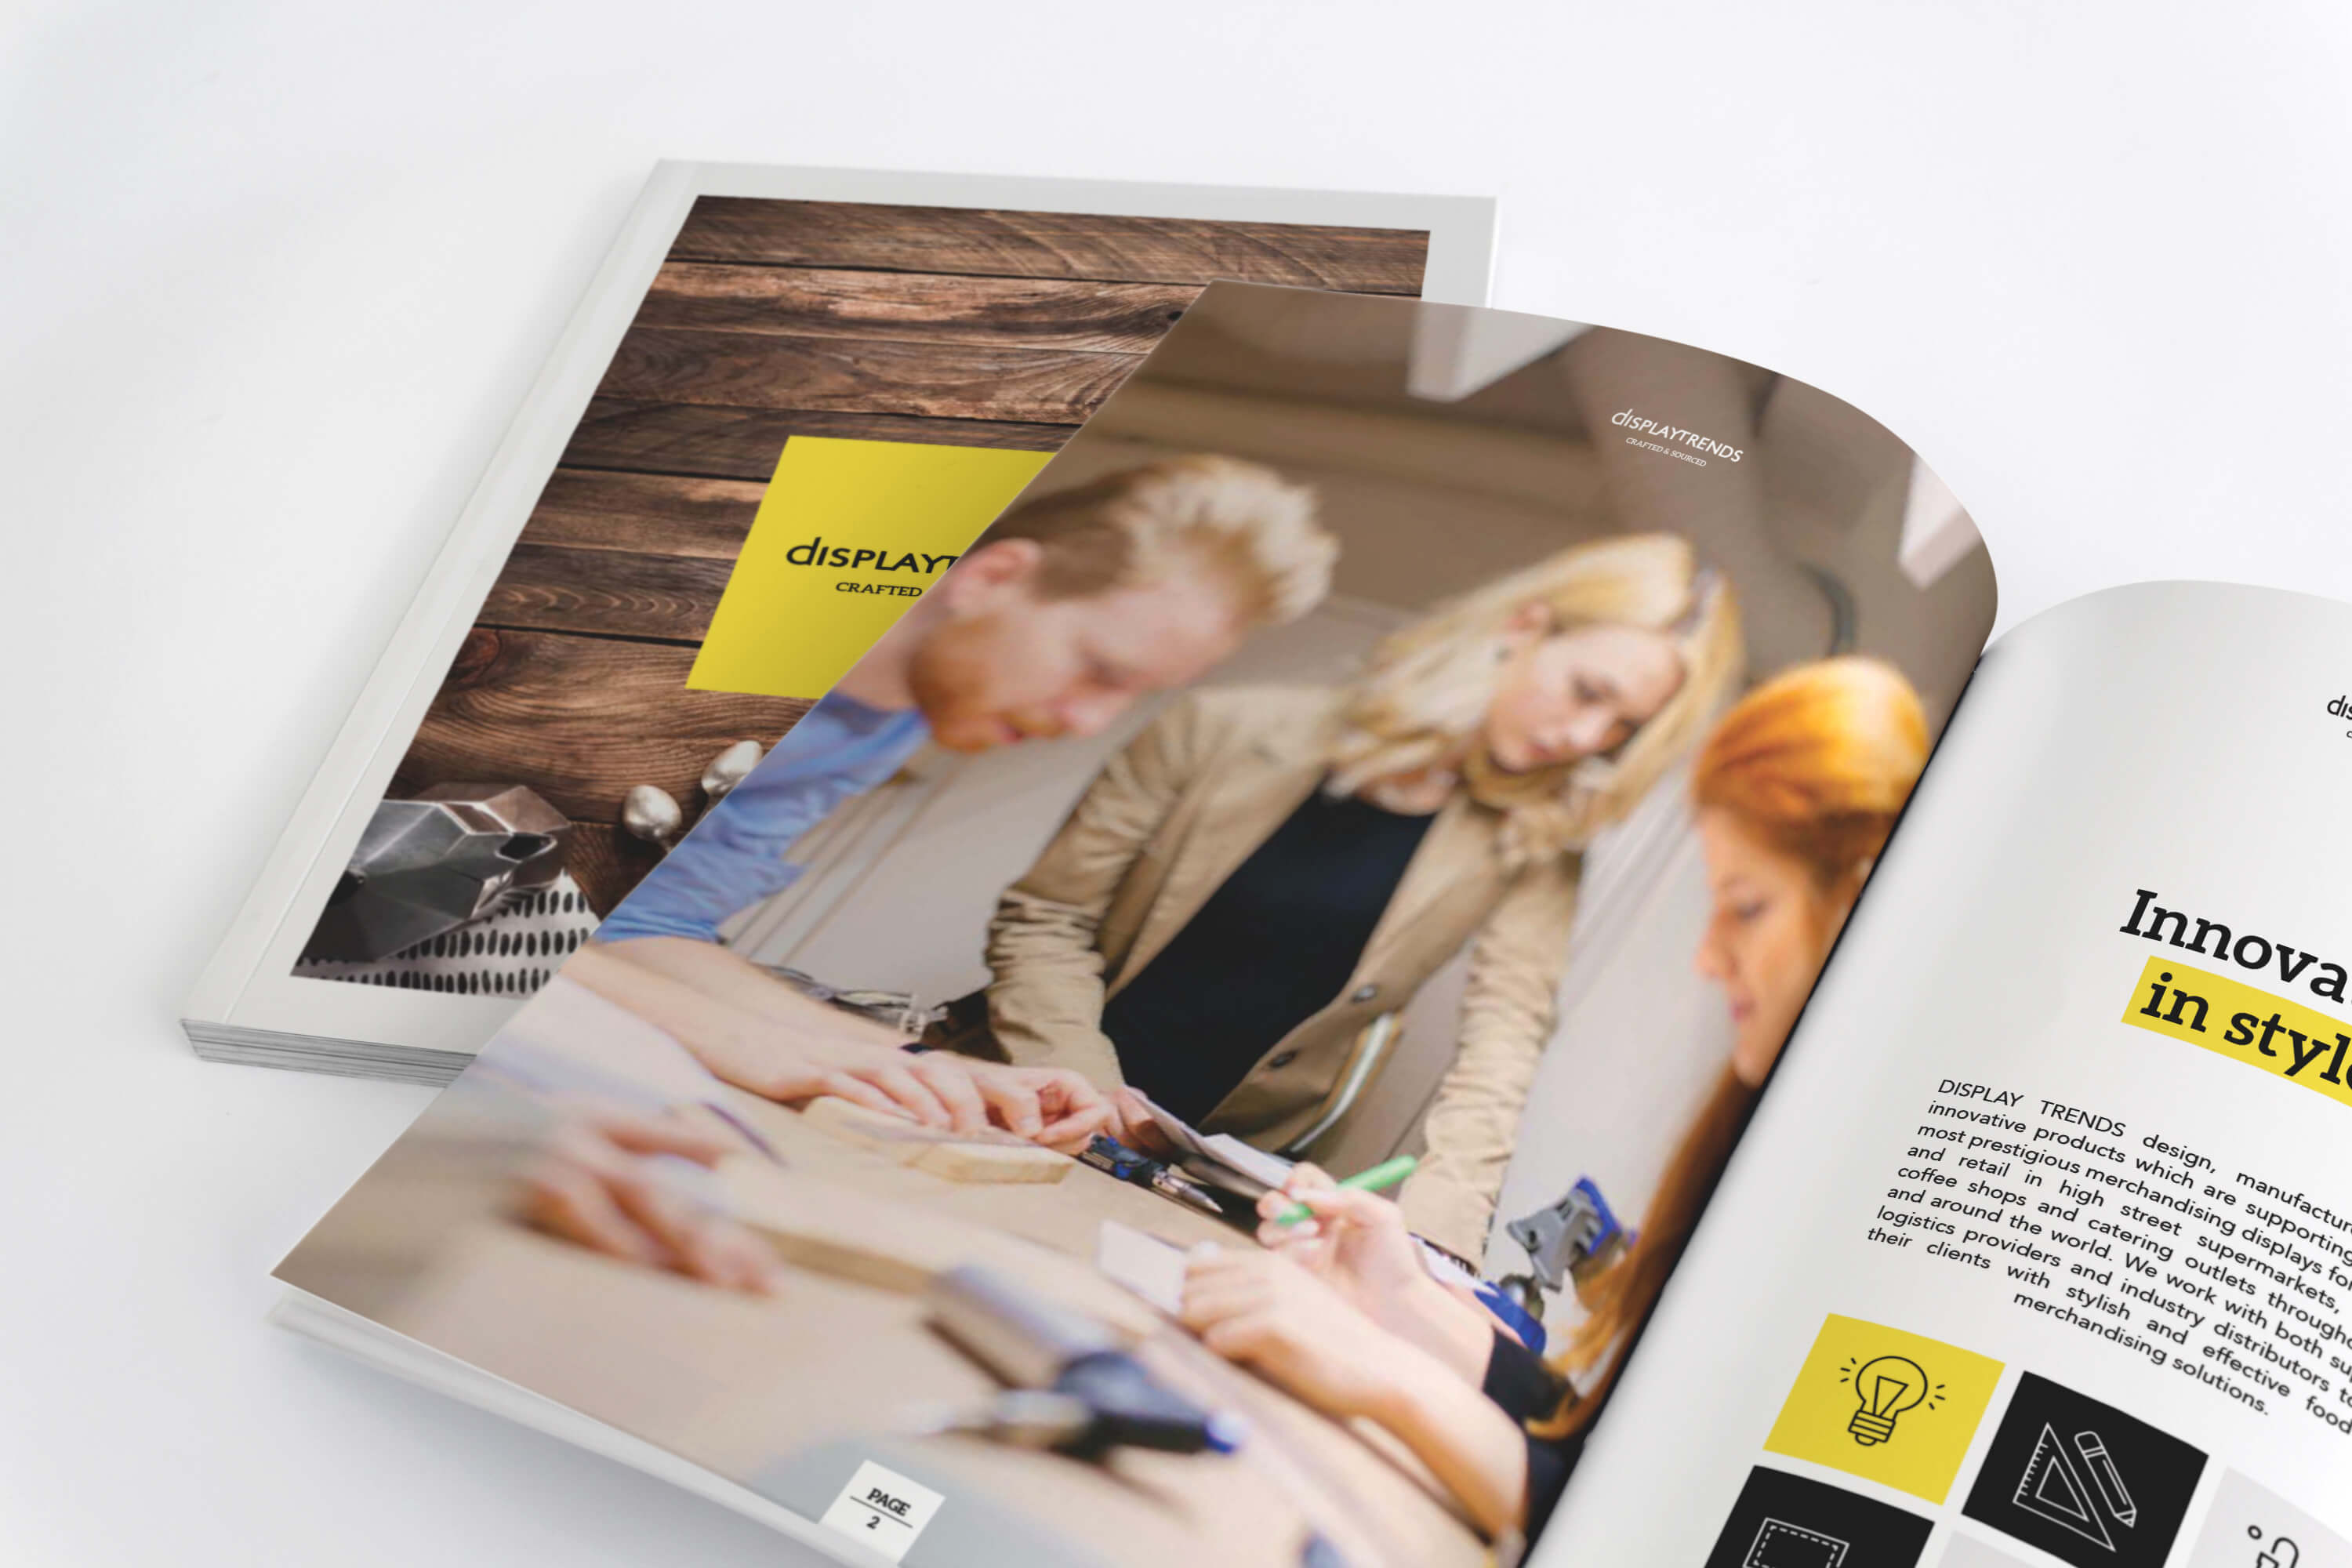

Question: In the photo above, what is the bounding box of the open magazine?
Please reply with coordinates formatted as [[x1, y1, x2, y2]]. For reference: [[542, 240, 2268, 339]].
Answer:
[[273, 283, 2350, 1567]]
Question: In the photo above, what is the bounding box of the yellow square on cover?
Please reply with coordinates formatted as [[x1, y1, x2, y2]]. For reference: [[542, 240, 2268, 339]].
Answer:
[[689, 437, 1051, 699]]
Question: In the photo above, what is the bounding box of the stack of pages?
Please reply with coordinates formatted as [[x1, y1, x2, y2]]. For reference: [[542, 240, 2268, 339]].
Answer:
[[205, 162, 2352, 1568]]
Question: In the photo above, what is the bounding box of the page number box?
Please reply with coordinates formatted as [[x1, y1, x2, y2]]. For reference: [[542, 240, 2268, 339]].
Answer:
[[818, 1459, 945, 1563]]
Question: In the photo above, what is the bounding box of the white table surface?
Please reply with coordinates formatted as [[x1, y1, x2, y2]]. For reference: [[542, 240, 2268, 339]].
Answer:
[[8, 3, 2352, 1563]]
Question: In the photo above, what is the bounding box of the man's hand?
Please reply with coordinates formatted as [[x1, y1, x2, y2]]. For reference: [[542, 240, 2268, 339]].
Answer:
[[960, 1060, 1112, 1150], [517, 1108, 779, 1294], [869, 1053, 1104, 1143], [570, 934, 1109, 1145], [685, 1025, 967, 1127], [572, 938, 978, 1127]]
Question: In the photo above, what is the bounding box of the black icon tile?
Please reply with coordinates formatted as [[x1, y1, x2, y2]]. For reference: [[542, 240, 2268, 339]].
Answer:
[[1705, 1465, 1934, 1568], [1959, 1371, 2205, 1568]]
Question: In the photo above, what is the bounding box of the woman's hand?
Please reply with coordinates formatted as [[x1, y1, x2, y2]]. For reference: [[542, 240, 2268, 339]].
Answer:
[[1256, 1163, 1427, 1301], [1180, 1247, 1414, 1422], [1184, 1245, 1534, 1543], [1256, 1166, 1499, 1382], [517, 1108, 780, 1294]]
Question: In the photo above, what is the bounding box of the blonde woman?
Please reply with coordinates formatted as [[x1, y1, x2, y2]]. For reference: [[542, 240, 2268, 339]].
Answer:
[[971, 535, 1742, 1252], [1178, 657, 1931, 1541]]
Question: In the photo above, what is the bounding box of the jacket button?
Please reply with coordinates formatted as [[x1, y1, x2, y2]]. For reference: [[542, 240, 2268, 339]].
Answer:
[[1266, 1051, 1298, 1069], [1351, 984, 1379, 1003]]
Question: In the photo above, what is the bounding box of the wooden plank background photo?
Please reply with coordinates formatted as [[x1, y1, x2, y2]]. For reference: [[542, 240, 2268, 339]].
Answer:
[[354, 197, 1432, 924]]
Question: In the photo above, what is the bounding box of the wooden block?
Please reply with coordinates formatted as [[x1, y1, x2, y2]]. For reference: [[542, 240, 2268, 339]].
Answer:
[[903, 1139, 1069, 1185], [798, 1096, 1072, 1185]]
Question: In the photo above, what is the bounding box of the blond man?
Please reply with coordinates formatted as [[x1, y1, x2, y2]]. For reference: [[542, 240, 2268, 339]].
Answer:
[[587, 456, 1335, 1149]]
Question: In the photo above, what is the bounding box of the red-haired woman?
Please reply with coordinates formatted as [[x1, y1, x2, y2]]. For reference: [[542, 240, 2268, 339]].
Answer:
[[1178, 656, 1931, 1541]]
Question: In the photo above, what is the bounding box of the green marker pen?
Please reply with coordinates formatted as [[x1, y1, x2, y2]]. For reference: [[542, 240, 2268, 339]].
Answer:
[[1272, 1154, 1418, 1226]]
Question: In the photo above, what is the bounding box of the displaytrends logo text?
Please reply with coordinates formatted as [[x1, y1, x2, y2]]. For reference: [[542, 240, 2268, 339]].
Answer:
[[1610, 407, 1744, 462], [785, 536, 963, 598]]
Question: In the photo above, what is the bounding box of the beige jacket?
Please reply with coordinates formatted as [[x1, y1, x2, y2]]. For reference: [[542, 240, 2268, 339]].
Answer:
[[984, 685, 1580, 1258]]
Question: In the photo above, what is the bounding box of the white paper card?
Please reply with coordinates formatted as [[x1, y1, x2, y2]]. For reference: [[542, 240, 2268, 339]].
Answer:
[[1200, 1132, 1294, 1192], [1094, 1220, 1189, 1316], [818, 1459, 944, 1563]]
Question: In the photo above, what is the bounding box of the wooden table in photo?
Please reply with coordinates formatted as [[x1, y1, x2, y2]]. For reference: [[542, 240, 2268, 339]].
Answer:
[[332, 1082, 1486, 1568]]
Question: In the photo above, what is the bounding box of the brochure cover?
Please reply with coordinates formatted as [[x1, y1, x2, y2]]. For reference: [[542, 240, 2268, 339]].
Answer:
[[183, 165, 1496, 1079]]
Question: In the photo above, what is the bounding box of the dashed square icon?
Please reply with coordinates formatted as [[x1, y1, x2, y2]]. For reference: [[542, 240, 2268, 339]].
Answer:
[[1704, 1466, 1934, 1568]]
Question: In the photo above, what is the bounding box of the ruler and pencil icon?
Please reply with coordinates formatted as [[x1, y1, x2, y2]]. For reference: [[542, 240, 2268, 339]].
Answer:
[[2016, 1422, 2138, 1549]]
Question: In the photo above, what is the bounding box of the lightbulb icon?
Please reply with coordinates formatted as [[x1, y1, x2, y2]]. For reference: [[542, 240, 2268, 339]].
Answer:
[[1844, 1355, 1931, 1446]]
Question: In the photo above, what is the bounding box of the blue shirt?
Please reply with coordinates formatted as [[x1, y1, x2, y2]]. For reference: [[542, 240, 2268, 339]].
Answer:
[[594, 692, 929, 944]]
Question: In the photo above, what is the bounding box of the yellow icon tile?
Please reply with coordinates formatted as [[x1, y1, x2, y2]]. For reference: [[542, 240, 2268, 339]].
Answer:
[[1763, 1313, 2005, 1504]]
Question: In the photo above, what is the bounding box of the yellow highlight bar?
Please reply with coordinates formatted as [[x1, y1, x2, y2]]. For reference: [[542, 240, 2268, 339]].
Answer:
[[688, 437, 1052, 700], [2121, 956, 2352, 1112]]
